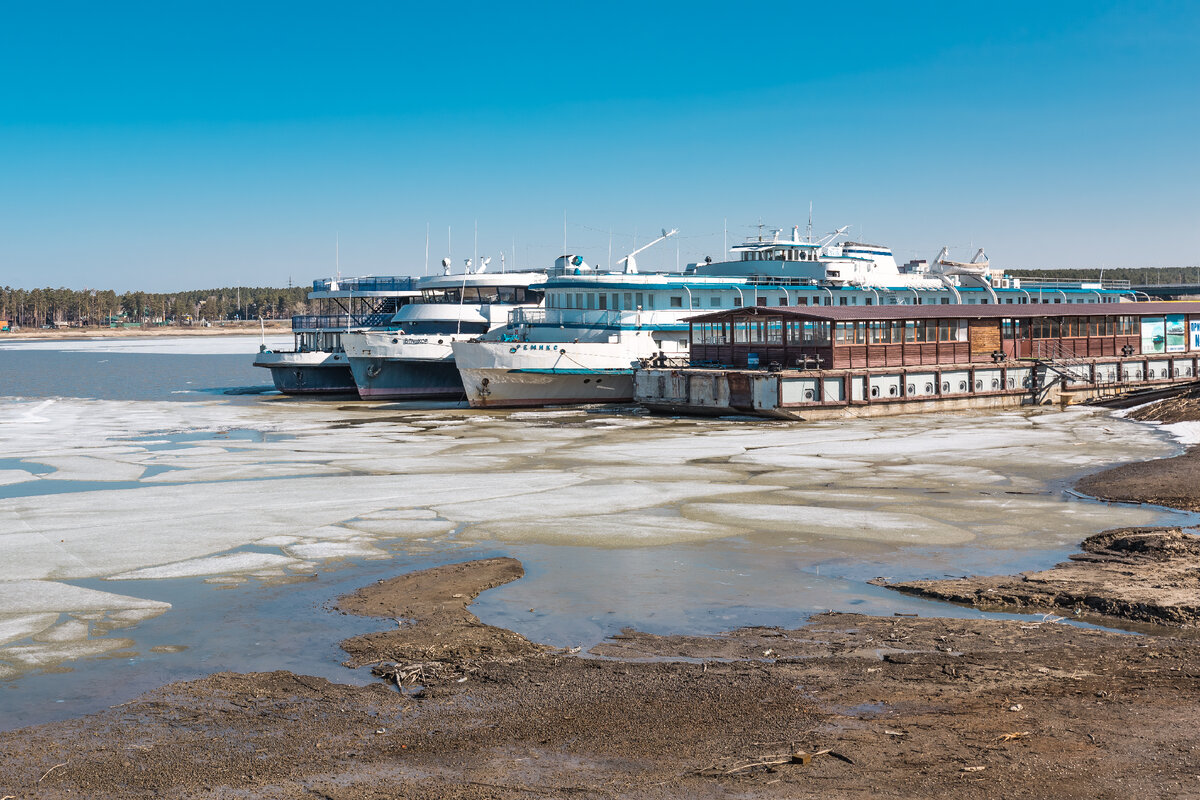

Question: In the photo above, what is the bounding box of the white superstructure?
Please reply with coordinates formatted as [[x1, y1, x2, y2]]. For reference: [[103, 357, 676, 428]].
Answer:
[[342, 269, 547, 399], [452, 224, 1134, 409]]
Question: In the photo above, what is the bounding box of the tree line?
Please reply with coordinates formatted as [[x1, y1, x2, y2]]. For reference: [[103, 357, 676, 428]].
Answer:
[[0, 286, 313, 328], [1008, 266, 1200, 285]]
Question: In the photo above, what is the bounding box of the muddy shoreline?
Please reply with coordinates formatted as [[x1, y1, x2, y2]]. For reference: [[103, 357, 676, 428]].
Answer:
[[5, 549, 1200, 798]]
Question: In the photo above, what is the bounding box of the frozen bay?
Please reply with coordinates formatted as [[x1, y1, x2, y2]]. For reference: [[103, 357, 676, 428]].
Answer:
[[0, 337, 1192, 727]]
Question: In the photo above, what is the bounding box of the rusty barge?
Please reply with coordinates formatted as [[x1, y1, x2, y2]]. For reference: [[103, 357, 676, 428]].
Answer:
[[634, 302, 1200, 419]]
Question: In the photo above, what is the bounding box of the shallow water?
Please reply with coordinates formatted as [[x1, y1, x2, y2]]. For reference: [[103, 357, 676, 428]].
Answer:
[[0, 335, 1193, 729]]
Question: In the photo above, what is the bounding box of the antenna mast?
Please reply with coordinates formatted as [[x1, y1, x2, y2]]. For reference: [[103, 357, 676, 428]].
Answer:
[[807, 202, 813, 243]]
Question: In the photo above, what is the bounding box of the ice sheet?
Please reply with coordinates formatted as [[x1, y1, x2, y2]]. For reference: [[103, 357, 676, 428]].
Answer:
[[465, 511, 748, 547], [683, 502, 975, 545], [0, 470, 37, 486], [0, 613, 60, 647], [434, 481, 776, 524], [0, 581, 170, 614], [108, 553, 304, 580], [0, 392, 1187, 682]]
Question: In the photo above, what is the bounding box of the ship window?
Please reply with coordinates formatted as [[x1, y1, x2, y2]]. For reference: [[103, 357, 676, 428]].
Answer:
[[839, 297, 848, 306], [624, 293, 632, 309], [636, 292, 644, 308], [587, 294, 595, 310], [904, 320, 916, 343], [670, 296, 683, 308], [766, 319, 783, 344], [710, 296, 722, 307], [598, 294, 608, 310]]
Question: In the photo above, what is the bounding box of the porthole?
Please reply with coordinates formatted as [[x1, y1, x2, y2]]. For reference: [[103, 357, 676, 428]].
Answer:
[[941, 381, 950, 393], [925, 382, 934, 393], [991, 378, 1000, 389], [583, 378, 591, 384], [888, 385, 898, 396], [975, 380, 983, 390], [907, 383, 915, 394], [1136, 369, 1143, 379], [871, 386, 880, 397], [1007, 377, 1015, 389], [437, 339, 444, 344], [958, 380, 967, 392], [1160, 368, 1168, 378], [392, 338, 399, 344], [804, 389, 815, 401], [596, 378, 603, 384]]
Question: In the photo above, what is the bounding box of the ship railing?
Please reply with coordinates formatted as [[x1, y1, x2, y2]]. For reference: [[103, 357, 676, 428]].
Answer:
[[508, 307, 547, 327], [291, 313, 393, 330], [1030, 338, 1097, 383], [517, 308, 647, 328], [745, 276, 822, 287], [1018, 278, 1132, 290], [311, 276, 419, 293], [639, 354, 691, 369]]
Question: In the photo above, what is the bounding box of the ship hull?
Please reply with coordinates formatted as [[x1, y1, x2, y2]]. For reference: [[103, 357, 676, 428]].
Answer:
[[253, 351, 358, 395], [451, 340, 645, 408]]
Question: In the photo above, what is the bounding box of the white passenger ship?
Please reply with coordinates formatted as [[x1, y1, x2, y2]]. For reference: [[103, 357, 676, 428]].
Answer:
[[253, 275, 420, 394], [342, 265, 547, 399], [451, 226, 1133, 408]]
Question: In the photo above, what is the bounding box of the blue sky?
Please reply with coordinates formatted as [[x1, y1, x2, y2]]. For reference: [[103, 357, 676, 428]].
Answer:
[[1, 1, 1197, 291]]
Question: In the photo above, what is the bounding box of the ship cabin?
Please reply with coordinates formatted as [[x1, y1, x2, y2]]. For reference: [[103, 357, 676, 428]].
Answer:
[[687, 302, 1200, 371]]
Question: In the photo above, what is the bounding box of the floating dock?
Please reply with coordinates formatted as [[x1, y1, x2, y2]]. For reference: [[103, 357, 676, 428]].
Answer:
[[634, 302, 1200, 419]]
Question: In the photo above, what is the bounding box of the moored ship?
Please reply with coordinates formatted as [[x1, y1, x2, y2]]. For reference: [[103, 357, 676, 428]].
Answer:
[[452, 224, 1134, 409], [343, 266, 547, 400], [253, 275, 420, 394]]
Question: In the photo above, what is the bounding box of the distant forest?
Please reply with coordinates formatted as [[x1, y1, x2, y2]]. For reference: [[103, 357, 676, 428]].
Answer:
[[4, 266, 1199, 329], [1008, 266, 1200, 284], [0, 286, 312, 328]]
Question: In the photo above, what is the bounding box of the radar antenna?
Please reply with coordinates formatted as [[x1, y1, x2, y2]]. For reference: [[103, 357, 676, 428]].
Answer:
[[817, 225, 850, 247], [616, 228, 678, 274]]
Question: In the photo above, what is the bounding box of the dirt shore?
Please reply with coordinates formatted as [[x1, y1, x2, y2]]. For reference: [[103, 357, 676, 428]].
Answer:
[[1073, 389, 1200, 511], [5, 555, 1200, 799], [1, 321, 290, 340], [882, 527, 1200, 626]]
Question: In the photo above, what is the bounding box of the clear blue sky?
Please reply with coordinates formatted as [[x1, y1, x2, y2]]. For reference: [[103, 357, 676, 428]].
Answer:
[[1, 1, 1197, 291]]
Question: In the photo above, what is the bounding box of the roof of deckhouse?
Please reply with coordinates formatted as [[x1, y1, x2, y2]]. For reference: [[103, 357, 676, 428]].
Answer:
[[685, 301, 1200, 324]]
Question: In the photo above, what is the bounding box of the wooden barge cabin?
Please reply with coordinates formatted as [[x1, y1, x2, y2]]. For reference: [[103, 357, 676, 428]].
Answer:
[[634, 302, 1200, 420]]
